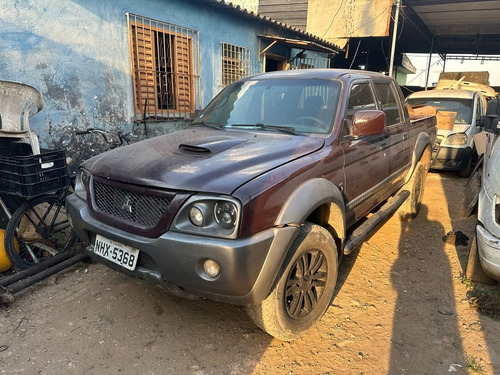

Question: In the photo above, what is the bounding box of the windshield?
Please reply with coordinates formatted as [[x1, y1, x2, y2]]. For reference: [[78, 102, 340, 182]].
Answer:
[[407, 97, 473, 124], [193, 78, 341, 135]]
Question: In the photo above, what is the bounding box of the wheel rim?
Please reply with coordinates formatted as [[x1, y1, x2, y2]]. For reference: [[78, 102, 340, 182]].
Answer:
[[285, 249, 328, 319], [15, 199, 72, 265]]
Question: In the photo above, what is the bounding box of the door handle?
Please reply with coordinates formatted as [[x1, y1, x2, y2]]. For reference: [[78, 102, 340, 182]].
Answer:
[[403, 133, 408, 140]]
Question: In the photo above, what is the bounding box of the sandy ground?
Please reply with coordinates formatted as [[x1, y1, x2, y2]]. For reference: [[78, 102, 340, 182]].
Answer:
[[1, 172, 499, 375]]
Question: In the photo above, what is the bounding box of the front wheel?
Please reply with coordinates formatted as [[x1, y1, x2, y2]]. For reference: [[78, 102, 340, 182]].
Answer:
[[4, 193, 77, 269], [246, 222, 338, 341]]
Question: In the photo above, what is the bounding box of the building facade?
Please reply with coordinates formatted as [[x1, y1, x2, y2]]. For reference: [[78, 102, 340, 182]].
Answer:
[[0, 0, 338, 151]]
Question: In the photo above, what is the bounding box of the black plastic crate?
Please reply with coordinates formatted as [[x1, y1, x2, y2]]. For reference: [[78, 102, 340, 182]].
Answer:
[[0, 150, 70, 197]]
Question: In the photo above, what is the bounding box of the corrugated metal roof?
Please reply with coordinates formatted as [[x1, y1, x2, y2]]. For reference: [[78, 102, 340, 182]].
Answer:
[[197, 0, 342, 52], [403, 0, 500, 54]]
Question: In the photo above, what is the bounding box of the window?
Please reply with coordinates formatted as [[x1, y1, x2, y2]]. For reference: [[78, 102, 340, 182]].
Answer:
[[127, 13, 200, 120], [344, 82, 377, 136], [222, 43, 250, 86], [374, 82, 402, 126]]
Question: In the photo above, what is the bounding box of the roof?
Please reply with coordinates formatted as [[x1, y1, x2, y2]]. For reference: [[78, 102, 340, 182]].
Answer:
[[197, 0, 342, 53], [402, 0, 500, 55], [407, 89, 477, 100], [241, 68, 393, 81]]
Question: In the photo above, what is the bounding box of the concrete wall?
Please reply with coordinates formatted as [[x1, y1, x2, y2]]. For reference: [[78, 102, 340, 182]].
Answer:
[[0, 0, 257, 148], [0, 0, 327, 158]]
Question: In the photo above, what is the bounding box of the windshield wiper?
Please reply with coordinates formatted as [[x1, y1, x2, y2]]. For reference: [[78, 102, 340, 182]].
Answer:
[[231, 123, 297, 135], [191, 121, 224, 130]]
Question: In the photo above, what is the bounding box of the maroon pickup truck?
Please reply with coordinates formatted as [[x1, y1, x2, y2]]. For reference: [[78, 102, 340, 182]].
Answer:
[[66, 69, 436, 340]]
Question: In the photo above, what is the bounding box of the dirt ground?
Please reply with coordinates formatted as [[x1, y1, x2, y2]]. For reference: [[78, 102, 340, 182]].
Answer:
[[1, 172, 499, 375]]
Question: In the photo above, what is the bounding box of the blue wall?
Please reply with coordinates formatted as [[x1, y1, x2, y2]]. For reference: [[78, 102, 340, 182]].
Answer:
[[0, 0, 327, 153]]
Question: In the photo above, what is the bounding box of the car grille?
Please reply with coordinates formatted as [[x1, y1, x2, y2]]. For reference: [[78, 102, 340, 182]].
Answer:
[[93, 180, 172, 228], [138, 252, 160, 272]]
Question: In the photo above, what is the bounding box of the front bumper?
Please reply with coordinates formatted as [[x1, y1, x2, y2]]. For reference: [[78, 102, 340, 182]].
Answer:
[[66, 194, 299, 305], [432, 145, 472, 171], [476, 225, 500, 282]]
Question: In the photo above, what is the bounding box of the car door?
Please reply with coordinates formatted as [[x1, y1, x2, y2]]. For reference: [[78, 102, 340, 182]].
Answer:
[[373, 80, 410, 190], [341, 81, 391, 225]]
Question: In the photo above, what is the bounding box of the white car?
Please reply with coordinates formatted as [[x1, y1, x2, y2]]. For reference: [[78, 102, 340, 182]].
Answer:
[[476, 99, 500, 281], [407, 89, 487, 177]]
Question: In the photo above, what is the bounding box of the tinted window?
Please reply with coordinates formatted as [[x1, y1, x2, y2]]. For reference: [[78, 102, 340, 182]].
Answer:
[[375, 83, 401, 126], [344, 82, 377, 136], [196, 79, 341, 134]]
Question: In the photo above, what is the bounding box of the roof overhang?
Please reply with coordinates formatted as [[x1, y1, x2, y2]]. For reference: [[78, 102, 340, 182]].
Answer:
[[258, 35, 340, 54], [402, 0, 500, 55]]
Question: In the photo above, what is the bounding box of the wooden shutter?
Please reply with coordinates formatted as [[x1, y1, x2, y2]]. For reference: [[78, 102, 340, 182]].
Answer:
[[131, 24, 157, 115], [174, 35, 193, 113]]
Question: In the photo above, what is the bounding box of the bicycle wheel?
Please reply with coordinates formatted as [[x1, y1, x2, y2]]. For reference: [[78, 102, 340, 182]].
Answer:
[[4, 193, 77, 269]]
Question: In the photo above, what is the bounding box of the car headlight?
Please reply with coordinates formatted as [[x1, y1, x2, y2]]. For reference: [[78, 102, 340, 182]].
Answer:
[[173, 195, 241, 239], [445, 133, 468, 146], [75, 168, 90, 200]]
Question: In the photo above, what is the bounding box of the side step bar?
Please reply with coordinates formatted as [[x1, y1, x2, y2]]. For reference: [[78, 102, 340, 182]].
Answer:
[[343, 190, 410, 255]]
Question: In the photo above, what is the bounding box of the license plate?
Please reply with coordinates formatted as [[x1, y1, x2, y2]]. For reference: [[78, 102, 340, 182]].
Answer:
[[93, 235, 139, 271]]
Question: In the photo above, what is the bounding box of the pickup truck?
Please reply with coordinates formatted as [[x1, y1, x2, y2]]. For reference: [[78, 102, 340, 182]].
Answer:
[[66, 69, 436, 340], [406, 89, 487, 177]]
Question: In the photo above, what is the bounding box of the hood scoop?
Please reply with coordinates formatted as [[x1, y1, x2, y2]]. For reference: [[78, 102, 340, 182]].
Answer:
[[178, 137, 248, 154]]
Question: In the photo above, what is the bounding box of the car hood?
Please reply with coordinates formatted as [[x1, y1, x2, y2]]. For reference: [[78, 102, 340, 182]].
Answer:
[[83, 127, 325, 194]]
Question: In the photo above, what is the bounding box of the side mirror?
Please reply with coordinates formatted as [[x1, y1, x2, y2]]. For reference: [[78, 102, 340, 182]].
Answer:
[[351, 110, 386, 136], [481, 114, 499, 132]]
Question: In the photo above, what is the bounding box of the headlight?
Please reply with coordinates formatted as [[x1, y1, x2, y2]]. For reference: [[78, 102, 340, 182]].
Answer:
[[214, 201, 238, 229], [75, 168, 90, 200], [445, 133, 468, 146], [173, 195, 241, 239]]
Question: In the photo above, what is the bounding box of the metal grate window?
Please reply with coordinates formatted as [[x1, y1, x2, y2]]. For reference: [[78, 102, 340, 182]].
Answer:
[[222, 43, 251, 86], [127, 13, 201, 121], [289, 57, 331, 70]]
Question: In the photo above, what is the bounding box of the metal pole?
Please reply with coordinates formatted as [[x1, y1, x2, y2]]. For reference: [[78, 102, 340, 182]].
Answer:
[[425, 36, 435, 90], [388, 0, 401, 77]]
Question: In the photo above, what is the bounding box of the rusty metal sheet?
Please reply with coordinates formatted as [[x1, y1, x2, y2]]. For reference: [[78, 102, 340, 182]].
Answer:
[[307, 0, 393, 48]]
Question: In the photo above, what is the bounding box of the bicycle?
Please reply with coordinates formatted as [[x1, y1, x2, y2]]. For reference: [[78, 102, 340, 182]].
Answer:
[[2, 128, 131, 270]]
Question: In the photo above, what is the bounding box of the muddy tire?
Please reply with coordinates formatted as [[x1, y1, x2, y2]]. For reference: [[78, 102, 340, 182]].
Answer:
[[399, 162, 425, 221], [457, 153, 473, 178], [246, 222, 338, 341]]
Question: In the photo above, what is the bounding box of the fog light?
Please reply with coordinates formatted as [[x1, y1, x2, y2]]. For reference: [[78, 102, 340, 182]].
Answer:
[[203, 259, 220, 278], [189, 206, 204, 226]]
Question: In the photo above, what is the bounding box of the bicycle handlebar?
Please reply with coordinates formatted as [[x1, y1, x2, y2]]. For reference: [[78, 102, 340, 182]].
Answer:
[[75, 127, 128, 148]]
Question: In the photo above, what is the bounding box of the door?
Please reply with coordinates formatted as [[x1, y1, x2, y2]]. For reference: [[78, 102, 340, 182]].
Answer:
[[373, 81, 410, 189], [341, 81, 391, 225]]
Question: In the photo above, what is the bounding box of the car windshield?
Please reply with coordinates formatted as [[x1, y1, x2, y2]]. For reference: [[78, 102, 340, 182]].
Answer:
[[407, 97, 473, 124], [193, 78, 341, 135]]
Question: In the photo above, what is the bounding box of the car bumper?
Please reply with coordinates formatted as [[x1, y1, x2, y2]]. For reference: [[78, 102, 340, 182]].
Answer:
[[432, 145, 472, 171], [476, 225, 500, 281], [66, 194, 299, 305]]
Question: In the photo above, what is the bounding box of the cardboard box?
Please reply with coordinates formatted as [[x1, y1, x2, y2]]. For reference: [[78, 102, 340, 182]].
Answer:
[[412, 105, 438, 116], [436, 111, 456, 130]]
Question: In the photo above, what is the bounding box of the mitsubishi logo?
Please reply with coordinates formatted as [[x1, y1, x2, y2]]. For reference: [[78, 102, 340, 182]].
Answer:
[[121, 195, 133, 213]]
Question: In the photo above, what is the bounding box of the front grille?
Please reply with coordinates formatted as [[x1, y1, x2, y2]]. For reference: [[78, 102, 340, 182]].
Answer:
[[93, 180, 172, 228], [138, 252, 160, 272]]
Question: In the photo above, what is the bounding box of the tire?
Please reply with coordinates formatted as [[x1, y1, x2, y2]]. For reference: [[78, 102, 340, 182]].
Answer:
[[457, 153, 473, 178], [4, 193, 77, 269], [399, 162, 425, 221], [246, 222, 338, 341]]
